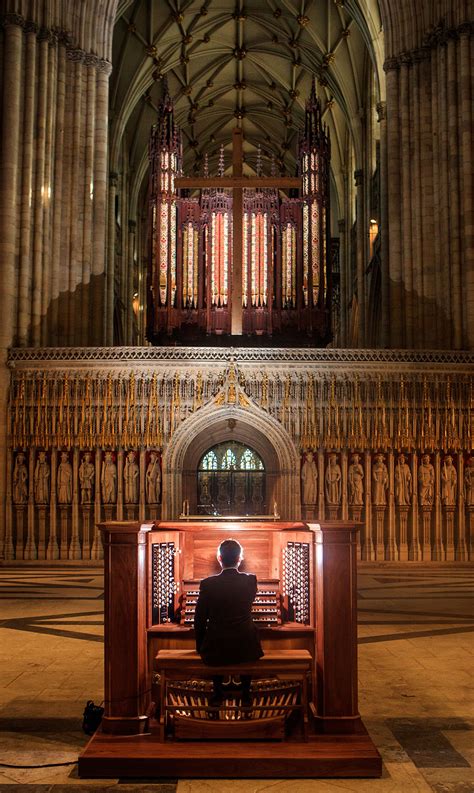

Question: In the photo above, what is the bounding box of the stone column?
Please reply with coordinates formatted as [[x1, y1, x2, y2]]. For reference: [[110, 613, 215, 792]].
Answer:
[[25, 450, 37, 560], [139, 449, 146, 523], [47, 448, 59, 559], [0, 19, 23, 558], [456, 454, 467, 561], [433, 452, 444, 560], [14, 507, 25, 560], [467, 507, 474, 561], [444, 506, 455, 562], [338, 218, 347, 346], [18, 23, 37, 346], [117, 450, 124, 521], [49, 42, 66, 346], [91, 65, 111, 346], [341, 450, 348, 522], [447, 36, 462, 349], [386, 451, 397, 559], [91, 450, 103, 559], [3, 450, 14, 560], [410, 55, 423, 347], [399, 55, 413, 348], [377, 101, 389, 348], [106, 172, 118, 345], [69, 447, 81, 559], [385, 60, 403, 347], [459, 27, 473, 347], [409, 453, 421, 560], [127, 220, 137, 344], [421, 506, 433, 561], [354, 169, 365, 346], [317, 450, 325, 521], [362, 450, 374, 560]]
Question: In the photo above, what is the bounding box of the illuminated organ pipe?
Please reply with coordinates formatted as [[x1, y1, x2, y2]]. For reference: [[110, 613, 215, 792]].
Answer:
[[149, 85, 181, 313], [299, 78, 331, 310]]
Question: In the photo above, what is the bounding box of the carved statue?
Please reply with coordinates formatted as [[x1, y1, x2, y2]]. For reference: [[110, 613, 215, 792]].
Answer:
[[301, 451, 318, 505], [101, 451, 117, 504], [146, 451, 161, 504], [348, 454, 364, 506], [124, 450, 139, 504], [395, 454, 412, 506], [325, 453, 341, 505], [13, 452, 28, 504], [34, 451, 50, 504], [418, 454, 435, 506], [441, 455, 457, 506], [79, 452, 94, 504], [465, 456, 474, 506], [251, 474, 264, 508], [57, 452, 72, 504], [199, 472, 211, 505], [372, 454, 388, 506]]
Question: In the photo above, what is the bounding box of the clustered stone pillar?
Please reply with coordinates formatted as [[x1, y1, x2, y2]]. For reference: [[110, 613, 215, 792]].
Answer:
[[384, 21, 474, 349], [0, 10, 114, 556], [0, 12, 112, 350]]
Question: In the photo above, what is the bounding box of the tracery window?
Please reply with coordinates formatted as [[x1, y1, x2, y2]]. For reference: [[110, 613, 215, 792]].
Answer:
[[198, 442, 265, 516]]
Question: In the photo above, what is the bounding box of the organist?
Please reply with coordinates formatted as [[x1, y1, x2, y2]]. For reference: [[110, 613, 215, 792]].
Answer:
[[194, 538, 263, 707]]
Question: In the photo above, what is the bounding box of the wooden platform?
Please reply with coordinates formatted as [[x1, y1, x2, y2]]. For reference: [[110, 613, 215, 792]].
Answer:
[[78, 727, 382, 778]]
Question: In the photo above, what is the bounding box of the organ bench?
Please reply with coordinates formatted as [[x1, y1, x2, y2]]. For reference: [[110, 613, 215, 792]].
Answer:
[[78, 519, 382, 778]]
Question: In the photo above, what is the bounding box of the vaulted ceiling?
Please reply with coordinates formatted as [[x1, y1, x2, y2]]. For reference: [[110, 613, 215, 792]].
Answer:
[[110, 0, 383, 211]]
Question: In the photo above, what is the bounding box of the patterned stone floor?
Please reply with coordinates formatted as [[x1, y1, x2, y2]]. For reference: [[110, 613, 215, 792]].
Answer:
[[0, 564, 472, 793]]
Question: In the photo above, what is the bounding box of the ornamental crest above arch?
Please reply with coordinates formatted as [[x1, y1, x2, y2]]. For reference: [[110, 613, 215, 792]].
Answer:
[[213, 363, 250, 409]]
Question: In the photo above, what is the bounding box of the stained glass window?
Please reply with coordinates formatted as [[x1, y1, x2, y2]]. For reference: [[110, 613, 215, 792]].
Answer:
[[201, 450, 218, 470], [199, 442, 264, 472]]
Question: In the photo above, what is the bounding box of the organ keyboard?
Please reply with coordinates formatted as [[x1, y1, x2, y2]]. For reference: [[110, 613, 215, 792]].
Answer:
[[178, 579, 283, 626]]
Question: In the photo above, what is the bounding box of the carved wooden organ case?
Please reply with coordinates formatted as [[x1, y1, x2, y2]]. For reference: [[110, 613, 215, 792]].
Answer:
[[147, 83, 331, 344]]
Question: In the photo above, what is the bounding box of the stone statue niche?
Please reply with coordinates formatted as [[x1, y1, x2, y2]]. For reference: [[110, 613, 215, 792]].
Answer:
[[34, 450, 50, 505], [465, 455, 474, 507], [418, 454, 435, 507], [395, 454, 412, 506], [57, 451, 73, 505], [441, 455, 457, 507], [79, 451, 95, 504], [101, 451, 117, 505], [124, 450, 139, 504], [348, 454, 364, 507], [372, 454, 388, 506], [301, 451, 318, 506], [146, 450, 162, 505], [13, 452, 28, 505]]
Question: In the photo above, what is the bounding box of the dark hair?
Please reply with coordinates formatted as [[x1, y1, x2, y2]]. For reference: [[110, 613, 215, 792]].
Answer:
[[218, 538, 243, 567]]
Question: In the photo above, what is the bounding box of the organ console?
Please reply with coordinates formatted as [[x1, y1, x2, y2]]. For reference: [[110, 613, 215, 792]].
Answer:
[[79, 518, 382, 779]]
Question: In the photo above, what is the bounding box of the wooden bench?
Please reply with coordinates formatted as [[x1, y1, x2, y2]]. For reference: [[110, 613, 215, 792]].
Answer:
[[155, 649, 313, 741]]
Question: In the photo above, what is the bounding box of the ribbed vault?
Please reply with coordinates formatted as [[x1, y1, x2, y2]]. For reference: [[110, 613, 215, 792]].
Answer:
[[110, 0, 383, 212]]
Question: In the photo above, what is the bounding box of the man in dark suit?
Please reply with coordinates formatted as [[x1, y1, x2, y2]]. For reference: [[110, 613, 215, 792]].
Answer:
[[194, 538, 263, 707]]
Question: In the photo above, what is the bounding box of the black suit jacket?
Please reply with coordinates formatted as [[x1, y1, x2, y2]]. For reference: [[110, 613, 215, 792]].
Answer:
[[194, 568, 264, 666]]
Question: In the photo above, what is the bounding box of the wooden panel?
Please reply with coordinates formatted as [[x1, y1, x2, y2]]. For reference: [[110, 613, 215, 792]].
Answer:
[[184, 530, 274, 580], [79, 730, 382, 778]]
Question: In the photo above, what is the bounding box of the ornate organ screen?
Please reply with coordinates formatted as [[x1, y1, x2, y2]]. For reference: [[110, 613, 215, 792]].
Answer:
[[148, 80, 331, 345]]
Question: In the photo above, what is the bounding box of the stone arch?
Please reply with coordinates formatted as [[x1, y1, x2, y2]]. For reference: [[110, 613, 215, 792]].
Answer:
[[162, 401, 301, 520]]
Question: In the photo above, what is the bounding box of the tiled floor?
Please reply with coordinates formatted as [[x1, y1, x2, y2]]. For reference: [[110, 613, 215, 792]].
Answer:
[[0, 564, 472, 793]]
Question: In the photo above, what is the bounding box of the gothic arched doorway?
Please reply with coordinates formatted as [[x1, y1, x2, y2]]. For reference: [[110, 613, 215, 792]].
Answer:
[[198, 441, 265, 516]]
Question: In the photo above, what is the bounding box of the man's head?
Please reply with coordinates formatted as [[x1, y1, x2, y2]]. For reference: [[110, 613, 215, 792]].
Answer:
[[217, 538, 243, 569]]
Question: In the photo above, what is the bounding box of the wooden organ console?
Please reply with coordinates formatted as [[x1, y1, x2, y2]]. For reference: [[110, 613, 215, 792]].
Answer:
[[79, 519, 382, 778]]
